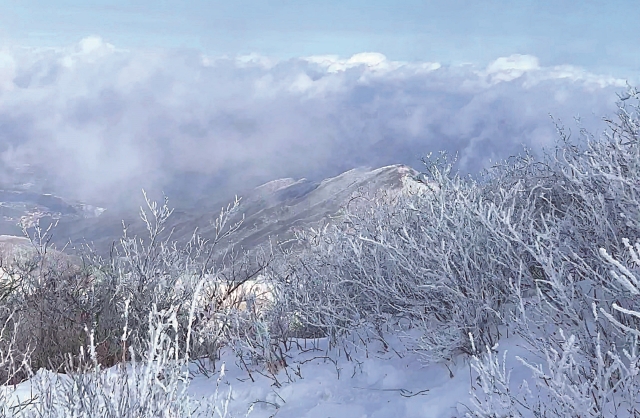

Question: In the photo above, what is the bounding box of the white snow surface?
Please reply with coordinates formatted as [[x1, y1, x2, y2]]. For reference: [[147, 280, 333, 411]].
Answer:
[[3, 333, 535, 418]]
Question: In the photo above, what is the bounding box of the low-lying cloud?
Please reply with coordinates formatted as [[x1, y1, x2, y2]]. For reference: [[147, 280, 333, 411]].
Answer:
[[0, 36, 629, 209]]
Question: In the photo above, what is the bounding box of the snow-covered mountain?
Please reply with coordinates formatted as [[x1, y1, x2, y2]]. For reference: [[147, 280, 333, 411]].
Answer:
[[0, 164, 427, 255], [0, 189, 105, 236], [68, 164, 427, 255]]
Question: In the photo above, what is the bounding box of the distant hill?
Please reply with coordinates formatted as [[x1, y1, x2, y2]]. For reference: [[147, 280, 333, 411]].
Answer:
[[0, 189, 105, 236]]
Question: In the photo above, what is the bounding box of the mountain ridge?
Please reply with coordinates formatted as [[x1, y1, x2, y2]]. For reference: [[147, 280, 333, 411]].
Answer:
[[0, 164, 428, 257]]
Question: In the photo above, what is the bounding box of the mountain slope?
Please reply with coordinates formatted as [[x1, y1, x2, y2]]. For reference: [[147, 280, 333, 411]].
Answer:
[[49, 164, 427, 255]]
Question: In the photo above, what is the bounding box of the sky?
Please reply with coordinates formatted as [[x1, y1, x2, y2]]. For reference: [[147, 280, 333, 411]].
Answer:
[[0, 1, 638, 208], [2, 0, 639, 76]]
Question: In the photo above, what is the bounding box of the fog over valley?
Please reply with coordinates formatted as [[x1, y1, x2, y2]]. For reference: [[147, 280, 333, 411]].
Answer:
[[0, 37, 629, 212]]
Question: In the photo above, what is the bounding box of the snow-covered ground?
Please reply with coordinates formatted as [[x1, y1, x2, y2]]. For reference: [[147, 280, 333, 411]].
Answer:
[[3, 332, 536, 418]]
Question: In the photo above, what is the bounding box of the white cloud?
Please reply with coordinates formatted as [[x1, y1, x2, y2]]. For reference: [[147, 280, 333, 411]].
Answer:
[[484, 54, 540, 83], [77, 36, 113, 54], [0, 36, 630, 208], [235, 53, 277, 69], [0, 50, 16, 91], [59, 36, 116, 69], [304, 52, 440, 78]]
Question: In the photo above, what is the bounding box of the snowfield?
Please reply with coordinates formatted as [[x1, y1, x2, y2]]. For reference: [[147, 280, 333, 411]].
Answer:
[[4, 333, 536, 418]]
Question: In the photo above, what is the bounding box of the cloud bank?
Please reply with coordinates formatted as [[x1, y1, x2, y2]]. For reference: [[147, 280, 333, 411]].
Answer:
[[0, 36, 629, 209]]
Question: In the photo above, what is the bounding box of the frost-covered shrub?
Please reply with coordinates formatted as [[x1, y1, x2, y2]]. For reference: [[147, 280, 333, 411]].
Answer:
[[469, 239, 640, 418], [0, 296, 243, 418], [0, 223, 96, 382], [99, 196, 280, 372], [91, 194, 287, 374], [469, 87, 640, 417], [191, 261, 290, 373], [28, 302, 241, 418], [0, 191, 288, 384], [0, 194, 267, 416], [274, 154, 523, 360]]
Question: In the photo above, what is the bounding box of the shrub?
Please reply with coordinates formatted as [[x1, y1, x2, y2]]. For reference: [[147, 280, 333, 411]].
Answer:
[[468, 86, 640, 417], [274, 155, 522, 360]]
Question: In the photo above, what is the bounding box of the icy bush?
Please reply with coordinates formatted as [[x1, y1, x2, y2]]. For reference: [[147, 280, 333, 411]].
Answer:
[[0, 190, 288, 386], [274, 154, 524, 360], [467, 87, 640, 417], [469, 239, 640, 417], [0, 193, 270, 416], [0, 297, 244, 418]]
